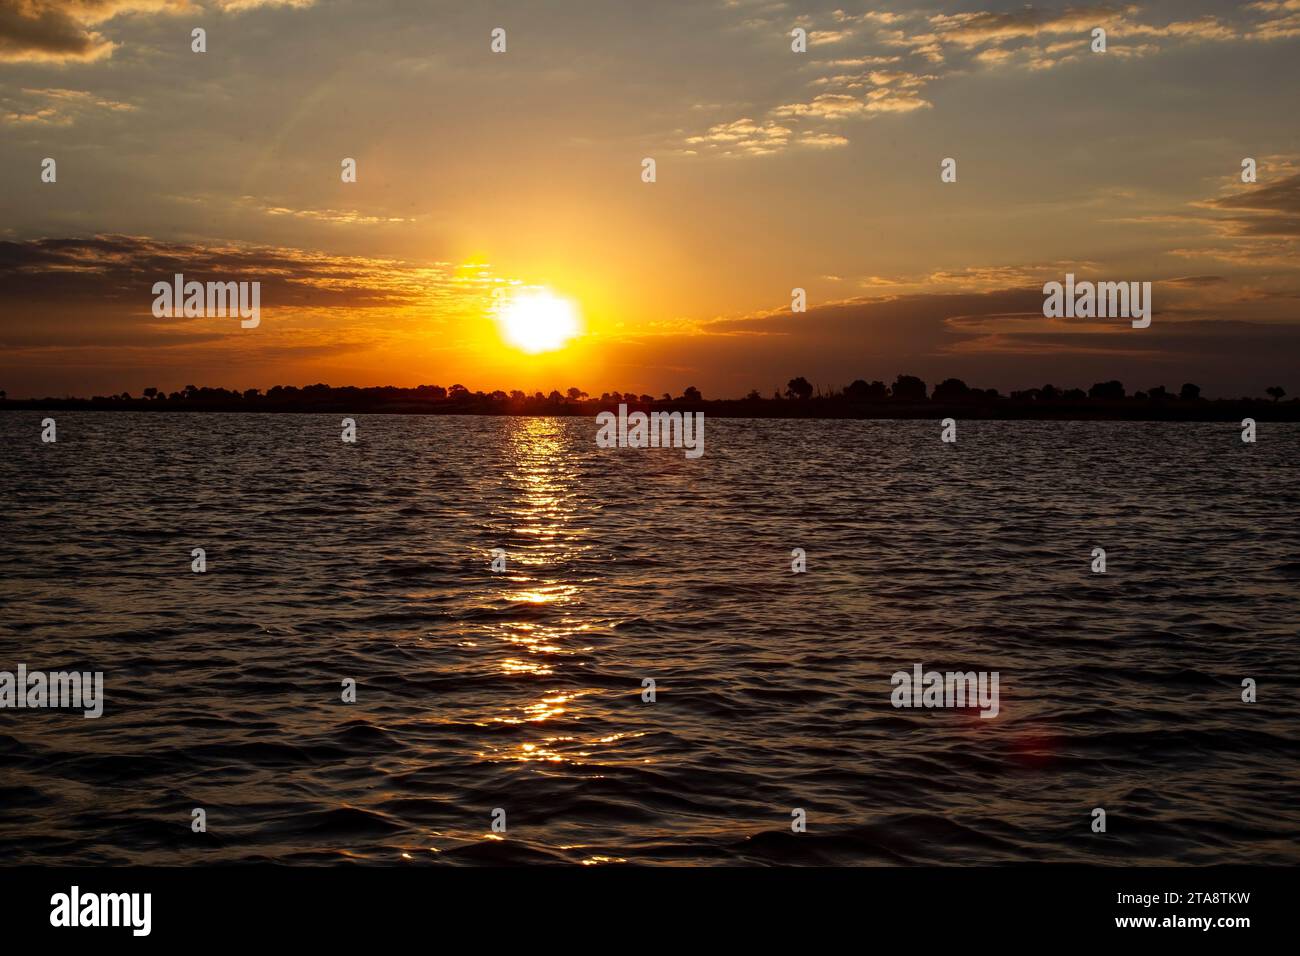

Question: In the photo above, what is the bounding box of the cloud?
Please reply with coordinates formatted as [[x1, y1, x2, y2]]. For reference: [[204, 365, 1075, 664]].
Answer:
[[928, 7, 1102, 46], [0, 1, 113, 63], [798, 131, 848, 149], [772, 93, 869, 120], [691, 1, 1299, 156], [0, 234, 502, 351], [1, 87, 136, 125], [1165, 275, 1227, 286], [0, 0, 314, 64], [667, 283, 1300, 397], [1246, 0, 1300, 39], [0, 0, 191, 63], [929, 6, 1237, 48], [863, 86, 931, 112], [684, 117, 793, 156], [236, 196, 416, 225], [1204, 171, 1300, 237], [1105, 160, 1300, 270], [212, 0, 315, 11]]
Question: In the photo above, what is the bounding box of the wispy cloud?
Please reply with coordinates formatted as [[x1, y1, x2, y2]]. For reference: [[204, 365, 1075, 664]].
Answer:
[[1, 87, 136, 125], [688, 2, 1297, 156]]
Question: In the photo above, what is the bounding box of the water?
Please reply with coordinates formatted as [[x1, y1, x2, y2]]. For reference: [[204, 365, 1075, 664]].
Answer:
[[1, 412, 1297, 865]]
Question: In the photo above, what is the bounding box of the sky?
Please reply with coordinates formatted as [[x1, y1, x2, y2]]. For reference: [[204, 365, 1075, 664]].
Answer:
[[1, 0, 1298, 399]]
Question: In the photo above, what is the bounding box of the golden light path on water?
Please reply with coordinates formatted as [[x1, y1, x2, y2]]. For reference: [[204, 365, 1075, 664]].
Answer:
[[486, 419, 617, 767], [459, 418, 641, 864]]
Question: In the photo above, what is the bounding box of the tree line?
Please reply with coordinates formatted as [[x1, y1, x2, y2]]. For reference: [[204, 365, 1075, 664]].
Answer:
[[772, 375, 1288, 404], [1, 375, 1291, 417]]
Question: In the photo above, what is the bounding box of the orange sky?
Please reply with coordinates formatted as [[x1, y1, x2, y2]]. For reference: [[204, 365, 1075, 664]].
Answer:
[[2, 0, 1299, 398]]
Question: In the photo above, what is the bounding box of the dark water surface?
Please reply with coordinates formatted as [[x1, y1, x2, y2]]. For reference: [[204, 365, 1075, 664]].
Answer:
[[1, 412, 1297, 865]]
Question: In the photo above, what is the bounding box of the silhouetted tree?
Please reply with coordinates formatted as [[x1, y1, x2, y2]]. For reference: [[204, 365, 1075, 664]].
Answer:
[[785, 377, 813, 400], [932, 378, 971, 401], [143, 387, 158, 399], [566, 387, 587, 401], [682, 385, 703, 401], [844, 379, 887, 401], [448, 384, 470, 399], [891, 374, 927, 402], [745, 389, 762, 400], [1063, 388, 1086, 401], [1039, 384, 1060, 401], [1179, 382, 1201, 401], [1089, 380, 1125, 400], [844, 379, 869, 400], [1148, 385, 1168, 400], [1266, 386, 1286, 402]]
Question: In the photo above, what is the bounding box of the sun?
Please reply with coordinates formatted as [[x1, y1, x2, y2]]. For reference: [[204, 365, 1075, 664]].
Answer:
[[495, 289, 582, 354]]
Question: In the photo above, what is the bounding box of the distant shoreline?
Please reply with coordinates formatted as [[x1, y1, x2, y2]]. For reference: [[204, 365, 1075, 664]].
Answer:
[[3, 396, 1296, 422]]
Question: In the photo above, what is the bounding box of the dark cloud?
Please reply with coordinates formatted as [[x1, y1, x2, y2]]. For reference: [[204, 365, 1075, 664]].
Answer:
[[1206, 172, 1300, 237], [0, 234, 423, 311], [0, 0, 120, 63], [634, 286, 1300, 398]]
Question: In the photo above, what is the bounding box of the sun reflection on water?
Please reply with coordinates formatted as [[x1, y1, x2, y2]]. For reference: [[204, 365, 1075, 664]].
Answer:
[[489, 690, 591, 725], [482, 418, 610, 765]]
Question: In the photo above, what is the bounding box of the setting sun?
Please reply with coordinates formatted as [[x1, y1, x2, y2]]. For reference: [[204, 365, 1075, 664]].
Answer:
[[495, 289, 582, 354]]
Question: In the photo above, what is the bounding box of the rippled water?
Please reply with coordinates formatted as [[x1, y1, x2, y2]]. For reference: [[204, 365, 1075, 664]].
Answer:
[[1, 412, 1297, 865]]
